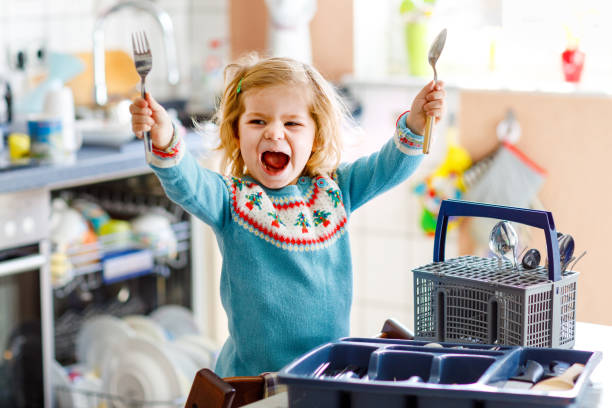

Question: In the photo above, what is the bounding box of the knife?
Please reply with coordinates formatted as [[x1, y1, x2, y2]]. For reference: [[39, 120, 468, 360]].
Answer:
[[500, 360, 545, 390]]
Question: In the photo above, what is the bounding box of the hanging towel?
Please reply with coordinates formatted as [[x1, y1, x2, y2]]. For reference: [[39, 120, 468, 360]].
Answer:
[[463, 141, 546, 208], [463, 141, 547, 255]]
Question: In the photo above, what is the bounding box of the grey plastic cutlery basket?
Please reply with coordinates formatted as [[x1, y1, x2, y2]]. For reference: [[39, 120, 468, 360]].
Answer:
[[412, 200, 578, 348]]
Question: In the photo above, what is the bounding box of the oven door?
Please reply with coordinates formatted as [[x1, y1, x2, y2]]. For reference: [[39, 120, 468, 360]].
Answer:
[[0, 242, 49, 408]]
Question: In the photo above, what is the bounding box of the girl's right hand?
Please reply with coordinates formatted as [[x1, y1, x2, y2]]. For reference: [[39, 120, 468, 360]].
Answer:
[[129, 92, 174, 150]]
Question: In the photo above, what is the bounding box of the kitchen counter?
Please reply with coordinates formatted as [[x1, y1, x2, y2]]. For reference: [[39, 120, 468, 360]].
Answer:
[[1, 131, 205, 193], [245, 322, 611, 408]]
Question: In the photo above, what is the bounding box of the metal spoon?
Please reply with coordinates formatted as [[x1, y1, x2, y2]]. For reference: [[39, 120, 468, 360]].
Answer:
[[489, 221, 519, 269], [422, 28, 447, 154], [568, 250, 586, 272], [557, 232, 575, 272], [521, 248, 541, 269]]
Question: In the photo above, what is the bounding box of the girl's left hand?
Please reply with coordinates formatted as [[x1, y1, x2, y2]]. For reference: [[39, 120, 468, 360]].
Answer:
[[405, 80, 446, 135]]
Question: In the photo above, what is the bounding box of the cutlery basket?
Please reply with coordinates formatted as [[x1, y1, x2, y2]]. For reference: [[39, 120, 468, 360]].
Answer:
[[413, 200, 578, 348], [278, 337, 601, 408]]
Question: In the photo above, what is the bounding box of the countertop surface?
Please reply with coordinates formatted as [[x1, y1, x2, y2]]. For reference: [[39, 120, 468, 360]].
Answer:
[[245, 322, 611, 408], [0, 132, 205, 194]]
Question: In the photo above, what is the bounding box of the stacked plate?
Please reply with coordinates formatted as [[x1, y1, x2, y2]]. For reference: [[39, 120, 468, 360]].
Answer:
[[71, 305, 218, 407]]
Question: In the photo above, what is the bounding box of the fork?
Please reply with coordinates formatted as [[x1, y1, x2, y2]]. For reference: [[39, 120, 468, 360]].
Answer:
[[131, 31, 153, 161]]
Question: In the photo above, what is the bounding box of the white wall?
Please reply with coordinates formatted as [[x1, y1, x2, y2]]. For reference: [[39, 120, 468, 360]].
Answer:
[[353, 0, 612, 93], [344, 81, 460, 337], [0, 0, 229, 107]]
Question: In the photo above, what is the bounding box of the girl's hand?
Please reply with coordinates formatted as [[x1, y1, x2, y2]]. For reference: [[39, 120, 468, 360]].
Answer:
[[129, 92, 174, 150], [405, 80, 446, 136]]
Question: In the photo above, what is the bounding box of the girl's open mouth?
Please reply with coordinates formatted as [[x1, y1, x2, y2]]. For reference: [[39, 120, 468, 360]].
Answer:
[[261, 151, 290, 173]]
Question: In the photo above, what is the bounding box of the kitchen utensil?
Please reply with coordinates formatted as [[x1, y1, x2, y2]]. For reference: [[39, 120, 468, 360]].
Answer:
[[568, 250, 586, 271], [419, 200, 575, 348], [543, 360, 571, 379], [377, 318, 414, 340], [131, 31, 153, 163], [489, 220, 519, 269], [312, 362, 330, 378], [333, 365, 362, 380], [532, 363, 584, 391], [422, 28, 447, 154], [521, 248, 541, 269], [501, 360, 544, 390], [557, 232, 575, 272]]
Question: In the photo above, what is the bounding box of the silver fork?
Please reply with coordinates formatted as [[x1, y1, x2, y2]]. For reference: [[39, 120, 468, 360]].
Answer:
[[131, 31, 153, 161]]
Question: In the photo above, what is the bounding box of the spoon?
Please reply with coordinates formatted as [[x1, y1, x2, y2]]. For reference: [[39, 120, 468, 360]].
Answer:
[[521, 248, 541, 269], [532, 363, 584, 391], [557, 232, 575, 272], [489, 221, 519, 269], [422, 28, 447, 154], [567, 250, 586, 272]]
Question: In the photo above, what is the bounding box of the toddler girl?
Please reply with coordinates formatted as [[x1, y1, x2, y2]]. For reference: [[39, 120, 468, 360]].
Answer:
[[130, 56, 446, 377]]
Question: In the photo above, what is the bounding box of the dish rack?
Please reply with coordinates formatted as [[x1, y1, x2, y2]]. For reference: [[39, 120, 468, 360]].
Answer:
[[413, 199, 578, 348], [52, 175, 195, 365], [52, 175, 191, 297], [278, 337, 601, 408], [54, 385, 185, 408]]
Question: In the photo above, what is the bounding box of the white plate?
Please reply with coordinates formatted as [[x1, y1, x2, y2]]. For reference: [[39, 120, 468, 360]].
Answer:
[[175, 334, 220, 369], [71, 375, 103, 408], [172, 338, 212, 371], [103, 337, 184, 408], [75, 315, 134, 374], [51, 361, 75, 408], [164, 342, 200, 389], [123, 315, 168, 343], [150, 305, 201, 340]]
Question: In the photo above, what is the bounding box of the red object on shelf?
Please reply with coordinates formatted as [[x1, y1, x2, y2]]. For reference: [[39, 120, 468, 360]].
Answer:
[[561, 48, 585, 83]]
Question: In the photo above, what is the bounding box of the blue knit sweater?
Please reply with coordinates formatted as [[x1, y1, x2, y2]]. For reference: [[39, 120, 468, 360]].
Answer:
[[149, 113, 424, 377]]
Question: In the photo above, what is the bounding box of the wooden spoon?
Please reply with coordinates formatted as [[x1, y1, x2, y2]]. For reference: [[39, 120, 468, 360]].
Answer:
[[532, 363, 584, 391]]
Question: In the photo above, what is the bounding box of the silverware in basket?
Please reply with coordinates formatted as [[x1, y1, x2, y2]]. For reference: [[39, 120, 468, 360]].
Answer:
[[489, 220, 518, 270], [131, 31, 153, 162]]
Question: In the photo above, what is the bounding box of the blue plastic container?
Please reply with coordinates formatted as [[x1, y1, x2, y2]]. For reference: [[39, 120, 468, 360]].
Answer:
[[278, 337, 601, 408]]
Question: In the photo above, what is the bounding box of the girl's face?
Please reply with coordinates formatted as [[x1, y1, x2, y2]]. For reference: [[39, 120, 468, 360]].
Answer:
[[237, 85, 316, 189]]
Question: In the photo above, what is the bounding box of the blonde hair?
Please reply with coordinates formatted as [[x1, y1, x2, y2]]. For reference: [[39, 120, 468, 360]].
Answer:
[[214, 54, 349, 178]]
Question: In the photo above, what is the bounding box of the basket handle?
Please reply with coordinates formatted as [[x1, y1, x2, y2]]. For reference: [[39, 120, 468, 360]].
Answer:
[[433, 199, 561, 281]]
